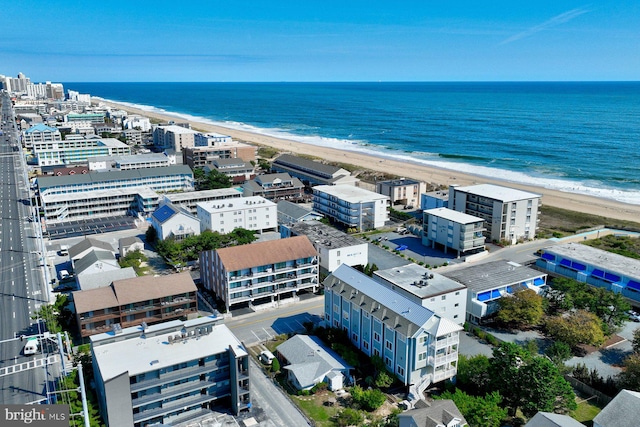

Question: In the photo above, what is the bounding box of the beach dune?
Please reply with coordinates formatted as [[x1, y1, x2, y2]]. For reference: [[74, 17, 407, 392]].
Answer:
[[100, 99, 640, 224]]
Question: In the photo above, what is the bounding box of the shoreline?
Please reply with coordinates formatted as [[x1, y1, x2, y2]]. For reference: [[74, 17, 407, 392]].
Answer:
[[98, 98, 640, 224]]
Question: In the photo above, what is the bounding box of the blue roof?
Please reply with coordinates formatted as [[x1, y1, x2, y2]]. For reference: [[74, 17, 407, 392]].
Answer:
[[330, 264, 435, 327], [151, 204, 177, 224], [25, 124, 58, 133]]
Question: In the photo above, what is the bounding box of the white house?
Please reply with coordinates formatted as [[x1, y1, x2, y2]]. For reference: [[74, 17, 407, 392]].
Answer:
[[423, 207, 486, 257], [150, 202, 201, 241], [118, 236, 145, 258], [197, 196, 277, 234]]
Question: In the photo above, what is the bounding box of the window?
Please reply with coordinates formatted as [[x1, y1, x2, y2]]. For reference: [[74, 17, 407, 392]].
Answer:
[[454, 315, 458, 319], [418, 352, 427, 361], [337, 250, 341, 256], [385, 340, 393, 350], [373, 349, 380, 357], [454, 303, 459, 307], [352, 333, 358, 341], [373, 332, 380, 342], [441, 295, 446, 300], [385, 357, 392, 367], [363, 341, 369, 350], [397, 366, 404, 376]]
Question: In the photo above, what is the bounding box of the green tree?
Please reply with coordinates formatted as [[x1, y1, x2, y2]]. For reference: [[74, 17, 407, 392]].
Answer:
[[456, 354, 491, 395], [437, 389, 507, 427], [545, 341, 573, 366], [350, 385, 386, 411], [618, 353, 640, 391], [336, 408, 364, 427], [374, 370, 394, 388], [517, 357, 576, 417], [632, 328, 640, 354], [545, 310, 606, 348], [496, 289, 545, 327], [203, 169, 232, 190], [145, 225, 158, 245], [488, 342, 531, 415], [270, 357, 280, 374]]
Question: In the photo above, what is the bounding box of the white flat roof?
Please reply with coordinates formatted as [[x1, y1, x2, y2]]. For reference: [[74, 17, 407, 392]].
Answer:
[[425, 207, 483, 224], [314, 184, 389, 202], [197, 195, 276, 213], [165, 188, 242, 202], [374, 263, 466, 299], [160, 125, 197, 134], [43, 186, 158, 203], [454, 184, 541, 202], [92, 320, 245, 381]]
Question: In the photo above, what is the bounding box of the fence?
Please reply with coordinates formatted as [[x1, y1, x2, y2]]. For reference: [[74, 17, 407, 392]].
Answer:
[[564, 375, 614, 407]]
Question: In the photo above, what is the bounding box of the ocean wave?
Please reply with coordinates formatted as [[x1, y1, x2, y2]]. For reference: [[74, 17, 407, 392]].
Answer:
[[97, 96, 640, 206]]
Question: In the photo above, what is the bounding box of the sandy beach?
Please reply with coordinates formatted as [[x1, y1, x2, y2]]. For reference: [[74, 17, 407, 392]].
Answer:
[[99, 99, 640, 224]]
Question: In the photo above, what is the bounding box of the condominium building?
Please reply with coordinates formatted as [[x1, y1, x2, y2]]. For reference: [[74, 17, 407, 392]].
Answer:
[[271, 154, 358, 186], [281, 220, 368, 273], [197, 196, 277, 234], [164, 188, 242, 216], [313, 184, 390, 231], [120, 129, 143, 145], [123, 115, 151, 132], [182, 143, 257, 168], [324, 264, 463, 400], [449, 184, 541, 243], [443, 260, 547, 324], [537, 243, 640, 305], [65, 112, 105, 124], [153, 125, 197, 152], [200, 236, 319, 311], [21, 123, 61, 148], [194, 132, 232, 146], [88, 153, 175, 172], [376, 178, 426, 208], [242, 173, 305, 201], [422, 208, 486, 257], [91, 316, 250, 427], [37, 165, 194, 223], [73, 272, 198, 338], [31, 137, 131, 166], [373, 263, 468, 323]]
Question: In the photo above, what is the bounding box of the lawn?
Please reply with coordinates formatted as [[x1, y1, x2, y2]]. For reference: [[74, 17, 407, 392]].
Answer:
[[582, 235, 640, 259], [293, 392, 340, 427], [571, 398, 602, 425]]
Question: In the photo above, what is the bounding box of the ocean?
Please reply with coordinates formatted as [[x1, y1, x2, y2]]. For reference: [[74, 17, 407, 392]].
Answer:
[[65, 82, 640, 205]]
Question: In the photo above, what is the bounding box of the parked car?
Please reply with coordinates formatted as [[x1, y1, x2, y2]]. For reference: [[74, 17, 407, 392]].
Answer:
[[259, 350, 275, 365], [627, 310, 640, 322]]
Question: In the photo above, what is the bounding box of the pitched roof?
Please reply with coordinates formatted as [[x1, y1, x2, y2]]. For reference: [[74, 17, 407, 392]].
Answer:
[[151, 204, 178, 224], [215, 236, 317, 271], [68, 237, 114, 259], [25, 123, 58, 133], [277, 335, 351, 389], [273, 154, 343, 178], [119, 236, 143, 248], [112, 272, 197, 305], [524, 412, 585, 427], [73, 286, 119, 313], [399, 400, 467, 427], [74, 250, 119, 275], [592, 389, 640, 427], [78, 267, 137, 291], [277, 200, 321, 222]]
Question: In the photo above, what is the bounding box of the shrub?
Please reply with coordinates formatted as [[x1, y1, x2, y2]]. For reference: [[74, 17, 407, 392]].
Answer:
[[311, 381, 328, 394], [337, 408, 364, 427], [351, 385, 386, 411]]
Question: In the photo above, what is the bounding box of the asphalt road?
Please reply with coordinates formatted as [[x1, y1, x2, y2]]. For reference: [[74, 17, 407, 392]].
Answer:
[[0, 92, 58, 404]]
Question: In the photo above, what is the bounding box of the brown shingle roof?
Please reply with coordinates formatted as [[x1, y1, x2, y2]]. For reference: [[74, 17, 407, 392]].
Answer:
[[216, 236, 317, 271], [72, 272, 196, 312], [73, 286, 119, 314], [112, 272, 196, 305]]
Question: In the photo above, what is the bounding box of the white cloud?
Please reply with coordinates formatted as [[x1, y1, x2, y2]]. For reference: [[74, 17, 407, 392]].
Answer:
[[499, 7, 590, 45]]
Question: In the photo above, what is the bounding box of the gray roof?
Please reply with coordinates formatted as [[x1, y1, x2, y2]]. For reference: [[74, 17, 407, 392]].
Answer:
[[37, 165, 193, 191], [543, 242, 640, 280], [443, 260, 546, 292], [524, 412, 585, 427], [68, 237, 114, 260], [119, 236, 143, 249], [212, 157, 251, 167], [592, 389, 640, 427], [399, 400, 467, 427], [78, 267, 137, 291], [255, 172, 303, 186], [276, 335, 352, 389], [378, 178, 423, 186], [74, 250, 118, 275], [285, 220, 363, 250], [374, 263, 466, 299], [273, 154, 343, 179], [277, 200, 321, 222], [328, 264, 436, 330]]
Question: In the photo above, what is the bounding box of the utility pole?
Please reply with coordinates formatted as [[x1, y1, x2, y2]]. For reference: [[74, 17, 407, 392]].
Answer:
[[77, 362, 91, 427]]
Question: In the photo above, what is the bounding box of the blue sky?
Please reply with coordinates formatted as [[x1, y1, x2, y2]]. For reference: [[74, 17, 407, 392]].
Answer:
[[1, 1, 638, 82]]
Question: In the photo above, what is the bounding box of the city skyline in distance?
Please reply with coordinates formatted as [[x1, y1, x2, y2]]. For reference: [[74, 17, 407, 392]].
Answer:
[[1, 1, 639, 82]]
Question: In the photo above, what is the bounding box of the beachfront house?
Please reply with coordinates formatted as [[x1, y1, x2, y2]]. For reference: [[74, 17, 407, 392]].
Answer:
[[449, 183, 541, 243], [376, 178, 426, 208], [271, 153, 359, 186], [422, 207, 486, 257]]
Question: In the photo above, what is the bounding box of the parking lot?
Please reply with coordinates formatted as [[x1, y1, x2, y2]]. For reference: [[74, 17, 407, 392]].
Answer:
[[367, 229, 461, 269]]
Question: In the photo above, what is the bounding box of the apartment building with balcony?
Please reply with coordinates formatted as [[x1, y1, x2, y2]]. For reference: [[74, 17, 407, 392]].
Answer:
[[36, 165, 194, 223], [91, 316, 250, 427], [197, 196, 277, 234], [21, 123, 61, 148], [376, 178, 426, 208], [88, 153, 175, 172], [271, 153, 358, 186], [164, 188, 242, 216], [242, 173, 305, 202], [373, 263, 468, 324], [443, 260, 547, 324], [31, 136, 131, 166], [73, 272, 198, 339], [536, 242, 640, 305], [449, 184, 541, 243], [423, 207, 486, 257], [153, 124, 197, 152], [313, 184, 389, 231], [324, 264, 463, 400], [182, 143, 257, 168], [200, 236, 319, 311]]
